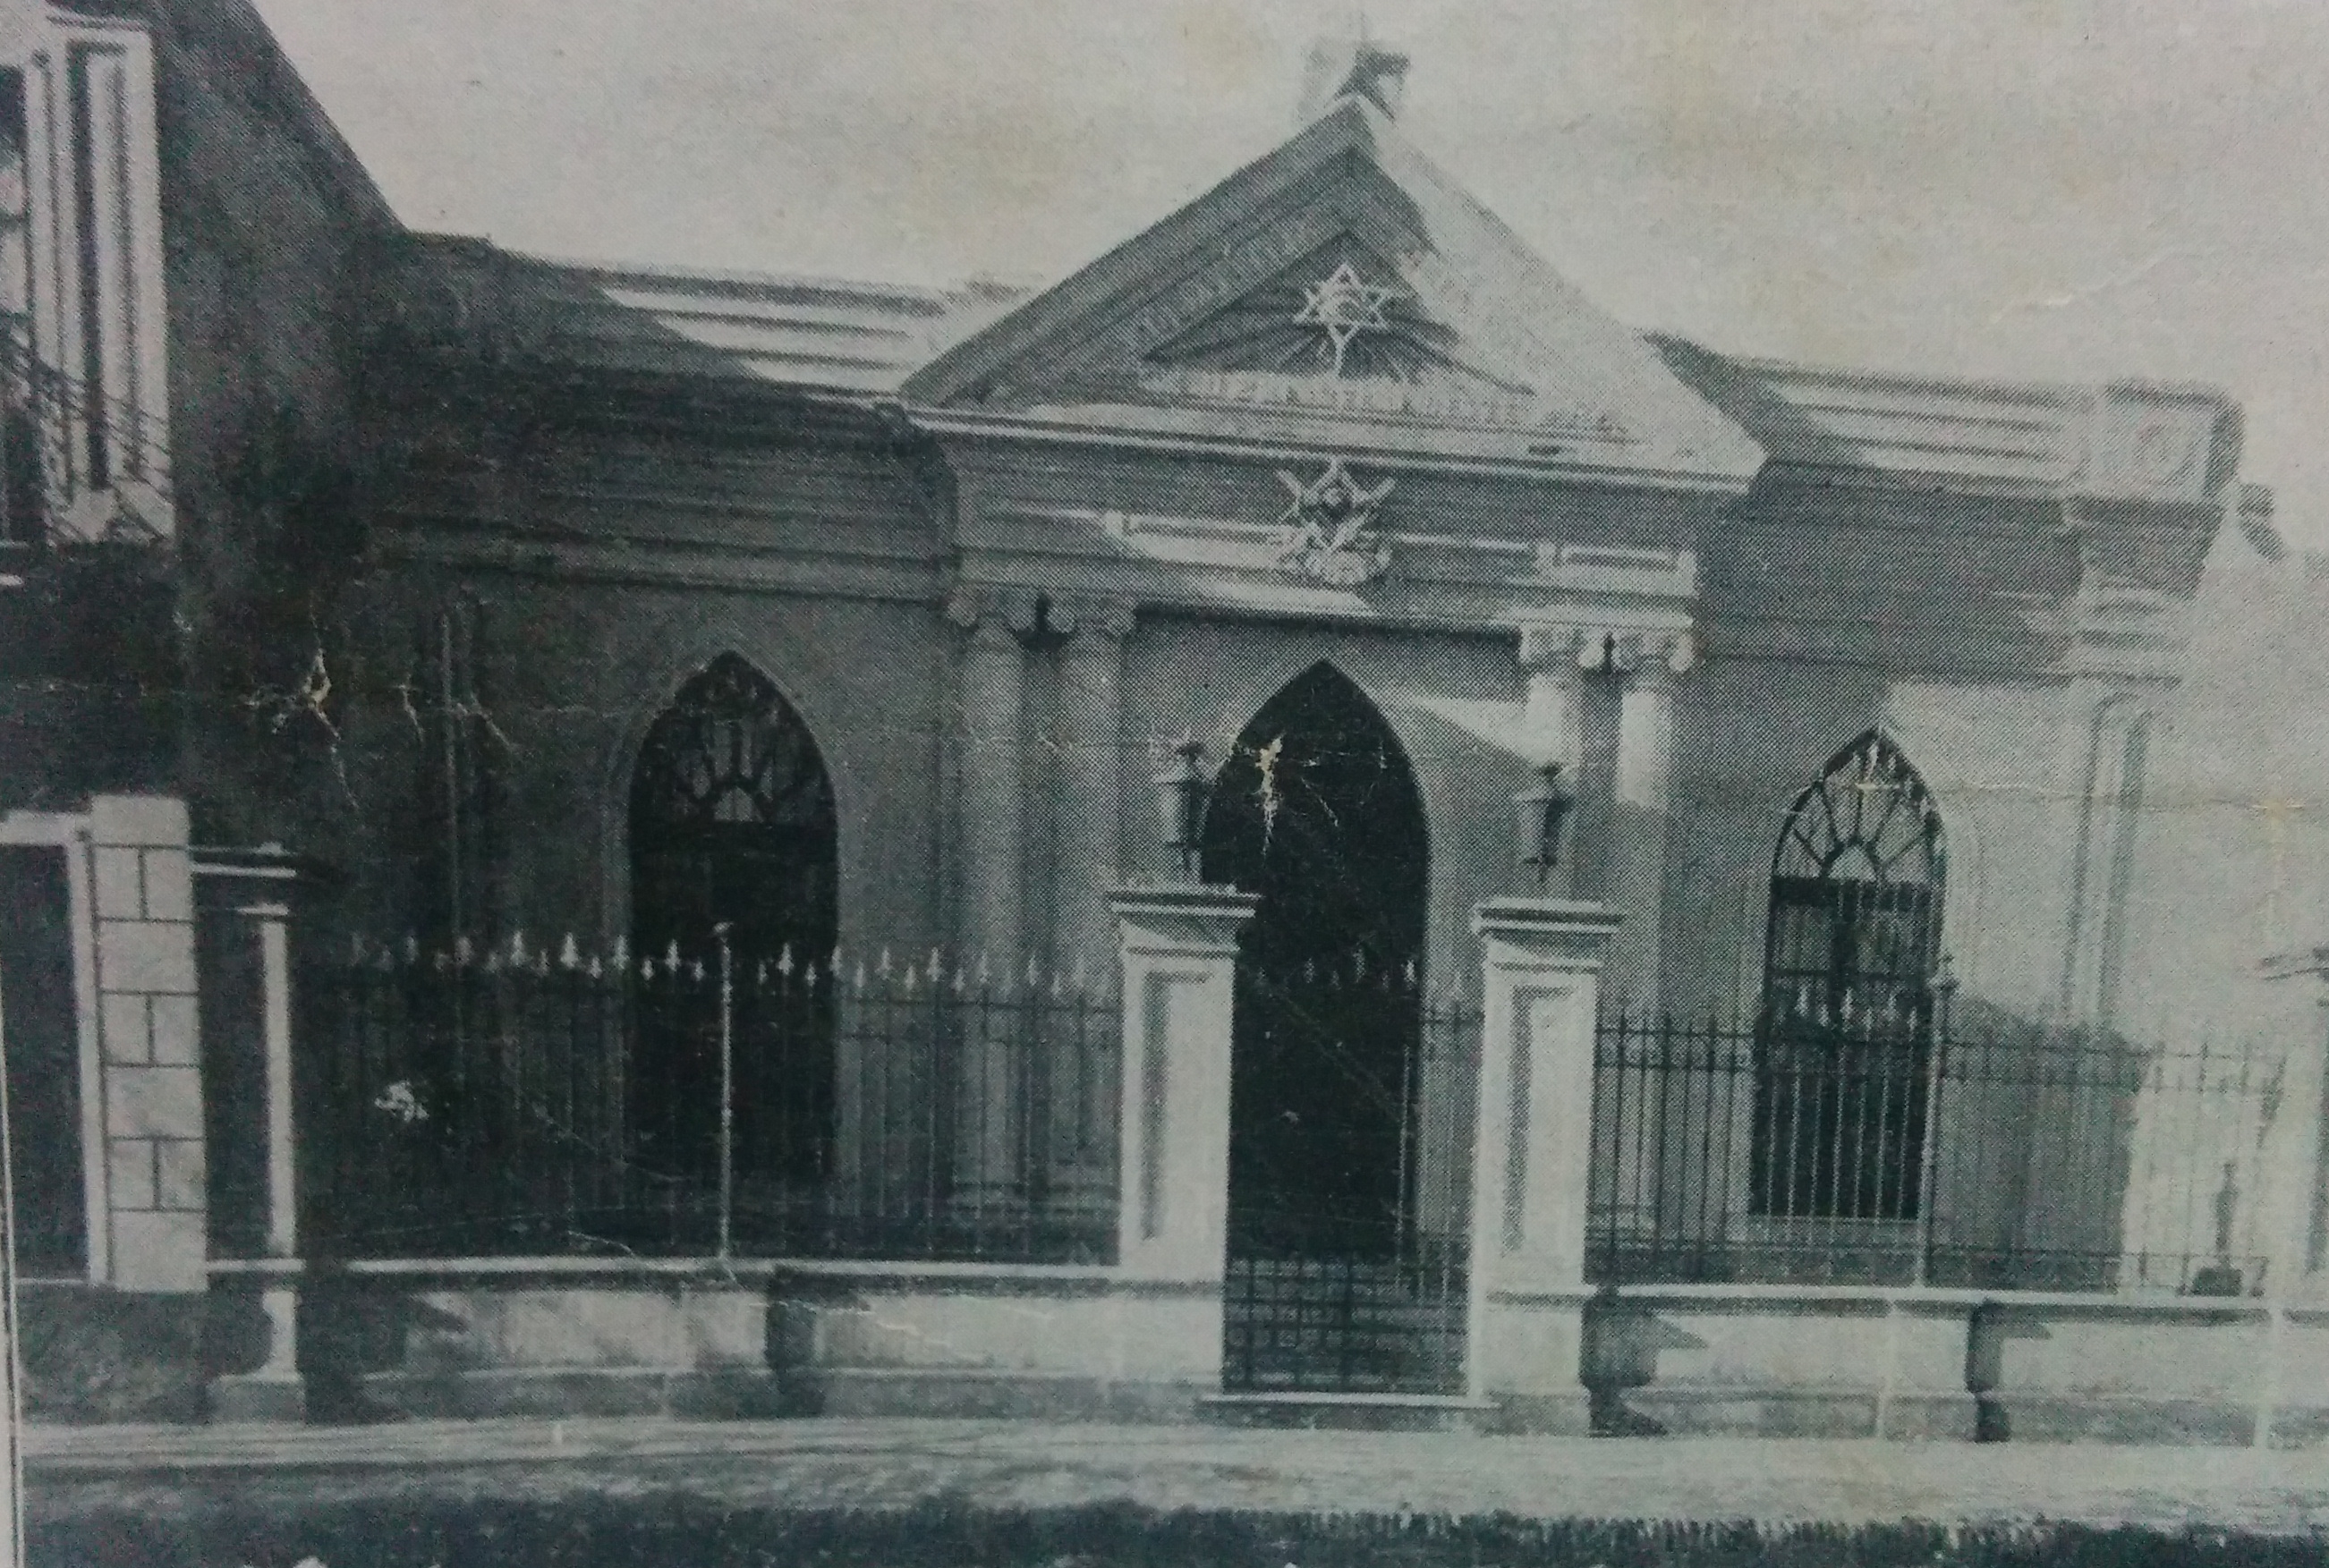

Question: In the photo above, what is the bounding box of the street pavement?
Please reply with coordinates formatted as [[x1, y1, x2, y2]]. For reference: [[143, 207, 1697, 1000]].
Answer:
[[21, 1418, 2329, 1534]]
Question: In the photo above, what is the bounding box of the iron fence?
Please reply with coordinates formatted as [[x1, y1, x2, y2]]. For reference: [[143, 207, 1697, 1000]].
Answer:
[[1588, 1004, 2288, 1293], [295, 934, 1121, 1263]]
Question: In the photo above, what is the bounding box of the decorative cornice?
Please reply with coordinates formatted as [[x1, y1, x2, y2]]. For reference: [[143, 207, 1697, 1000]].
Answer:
[[908, 405, 1755, 496]]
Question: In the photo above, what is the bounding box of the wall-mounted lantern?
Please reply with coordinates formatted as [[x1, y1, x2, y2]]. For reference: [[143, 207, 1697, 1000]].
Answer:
[[1155, 734, 1210, 881], [1514, 757, 1576, 888]]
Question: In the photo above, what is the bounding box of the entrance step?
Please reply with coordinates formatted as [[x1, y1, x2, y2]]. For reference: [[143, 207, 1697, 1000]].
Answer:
[[1199, 1391, 1500, 1433]]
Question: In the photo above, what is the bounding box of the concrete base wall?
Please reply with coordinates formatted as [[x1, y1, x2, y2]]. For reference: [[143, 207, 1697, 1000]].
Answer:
[[17, 1284, 219, 1424], [1968, 1300, 2273, 1445], [1587, 1292, 1978, 1439], [297, 1275, 782, 1422], [164, 1267, 2329, 1441], [769, 1267, 1220, 1422], [1582, 1287, 2329, 1445]]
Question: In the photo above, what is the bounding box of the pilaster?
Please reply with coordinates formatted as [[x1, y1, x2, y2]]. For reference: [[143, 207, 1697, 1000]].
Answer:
[[947, 586, 1040, 1214], [1609, 631, 1694, 1013], [1048, 596, 1135, 974], [1516, 623, 1585, 769], [2055, 679, 2155, 1037], [1515, 625, 1589, 905], [948, 587, 1040, 964], [1047, 596, 1135, 1217]]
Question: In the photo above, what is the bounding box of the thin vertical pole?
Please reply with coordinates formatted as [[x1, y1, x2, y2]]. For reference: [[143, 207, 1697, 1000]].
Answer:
[[1915, 981, 1951, 1287], [717, 922, 735, 1262], [0, 967, 28, 1568], [438, 609, 464, 943]]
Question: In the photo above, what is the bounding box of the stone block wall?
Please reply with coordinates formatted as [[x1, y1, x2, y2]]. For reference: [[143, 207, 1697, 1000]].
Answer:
[[89, 794, 204, 1291]]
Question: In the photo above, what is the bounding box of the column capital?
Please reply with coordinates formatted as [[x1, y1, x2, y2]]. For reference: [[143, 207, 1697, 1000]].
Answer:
[[1627, 629, 1698, 686], [1049, 594, 1136, 642], [1519, 623, 1698, 681], [1517, 623, 1587, 675], [946, 584, 1041, 635]]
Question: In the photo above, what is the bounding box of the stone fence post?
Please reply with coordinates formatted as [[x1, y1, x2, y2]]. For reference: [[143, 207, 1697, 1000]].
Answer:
[[193, 844, 308, 1423], [89, 796, 204, 1293], [1107, 884, 1254, 1394], [1466, 895, 1619, 1428], [1110, 886, 1255, 1283], [2256, 948, 2329, 1298]]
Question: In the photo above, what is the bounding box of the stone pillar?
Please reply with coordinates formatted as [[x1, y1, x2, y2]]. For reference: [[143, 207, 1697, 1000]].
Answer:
[[1466, 894, 1619, 1428], [2049, 685, 2172, 1282], [199, 844, 308, 1422], [1517, 624, 1584, 770], [1516, 626, 1587, 906], [1049, 597, 1135, 1219], [1608, 632, 1693, 1013], [2256, 952, 2329, 1296], [0, 1256, 14, 1568], [2246, 948, 2329, 1448], [1110, 886, 1256, 1297], [88, 795, 203, 1292], [2059, 683, 2155, 1035], [948, 588, 1037, 1215], [1050, 598, 1135, 976]]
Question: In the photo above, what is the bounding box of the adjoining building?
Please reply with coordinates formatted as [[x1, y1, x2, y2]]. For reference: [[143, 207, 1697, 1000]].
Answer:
[[1, 18, 2322, 1439]]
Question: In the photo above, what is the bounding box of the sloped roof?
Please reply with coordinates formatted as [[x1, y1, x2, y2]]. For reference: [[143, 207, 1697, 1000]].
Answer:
[[388, 233, 2246, 506], [385, 101, 2234, 508], [902, 95, 1765, 489], [1652, 337, 2090, 496], [537, 261, 1025, 394], [384, 236, 1027, 396]]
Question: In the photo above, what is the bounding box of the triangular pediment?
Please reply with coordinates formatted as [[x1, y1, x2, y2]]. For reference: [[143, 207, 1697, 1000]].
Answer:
[[1142, 232, 1526, 394], [904, 97, 1762, 487]]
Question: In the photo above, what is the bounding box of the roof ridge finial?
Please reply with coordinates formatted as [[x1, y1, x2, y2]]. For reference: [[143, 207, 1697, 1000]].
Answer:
[[1297, 28, 1409, 127]]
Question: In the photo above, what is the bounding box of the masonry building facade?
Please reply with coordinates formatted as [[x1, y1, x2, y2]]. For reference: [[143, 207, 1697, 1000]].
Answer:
[[2, 19, 2322, 1437]]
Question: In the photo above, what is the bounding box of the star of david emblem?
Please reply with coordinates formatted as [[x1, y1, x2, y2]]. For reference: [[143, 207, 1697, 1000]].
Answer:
[[1293, 261, 1402, 377], [1273, 458, 1396, 586]]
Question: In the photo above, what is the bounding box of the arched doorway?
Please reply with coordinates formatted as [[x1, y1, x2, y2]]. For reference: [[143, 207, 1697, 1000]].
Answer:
[[1202, 662, 1457, 1391], [630, 654, 838, 1243]]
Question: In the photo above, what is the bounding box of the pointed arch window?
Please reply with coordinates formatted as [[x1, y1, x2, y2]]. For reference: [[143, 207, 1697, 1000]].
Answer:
[[629, 655, 838, 1208], [1753, 733, 1946, 1225], [631, 654, 837, 840]]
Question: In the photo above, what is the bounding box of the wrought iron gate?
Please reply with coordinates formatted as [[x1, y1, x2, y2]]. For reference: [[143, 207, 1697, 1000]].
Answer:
[[1220, 957, 1480, 1394]]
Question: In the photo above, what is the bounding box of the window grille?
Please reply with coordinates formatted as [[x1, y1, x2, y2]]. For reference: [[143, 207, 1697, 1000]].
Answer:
[[1753, 733, 1944, 1222]]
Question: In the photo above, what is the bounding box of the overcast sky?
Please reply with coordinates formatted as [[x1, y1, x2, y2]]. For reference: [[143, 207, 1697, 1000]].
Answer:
[[255, 1, 2329, 546]]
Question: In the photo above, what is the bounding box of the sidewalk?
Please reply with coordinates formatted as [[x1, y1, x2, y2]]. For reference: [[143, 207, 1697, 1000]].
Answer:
[[22, 1418, 2329, 1533]]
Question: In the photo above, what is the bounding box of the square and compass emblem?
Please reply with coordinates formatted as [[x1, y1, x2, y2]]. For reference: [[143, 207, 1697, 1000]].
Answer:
[[1273, 457, 1396, 586]]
